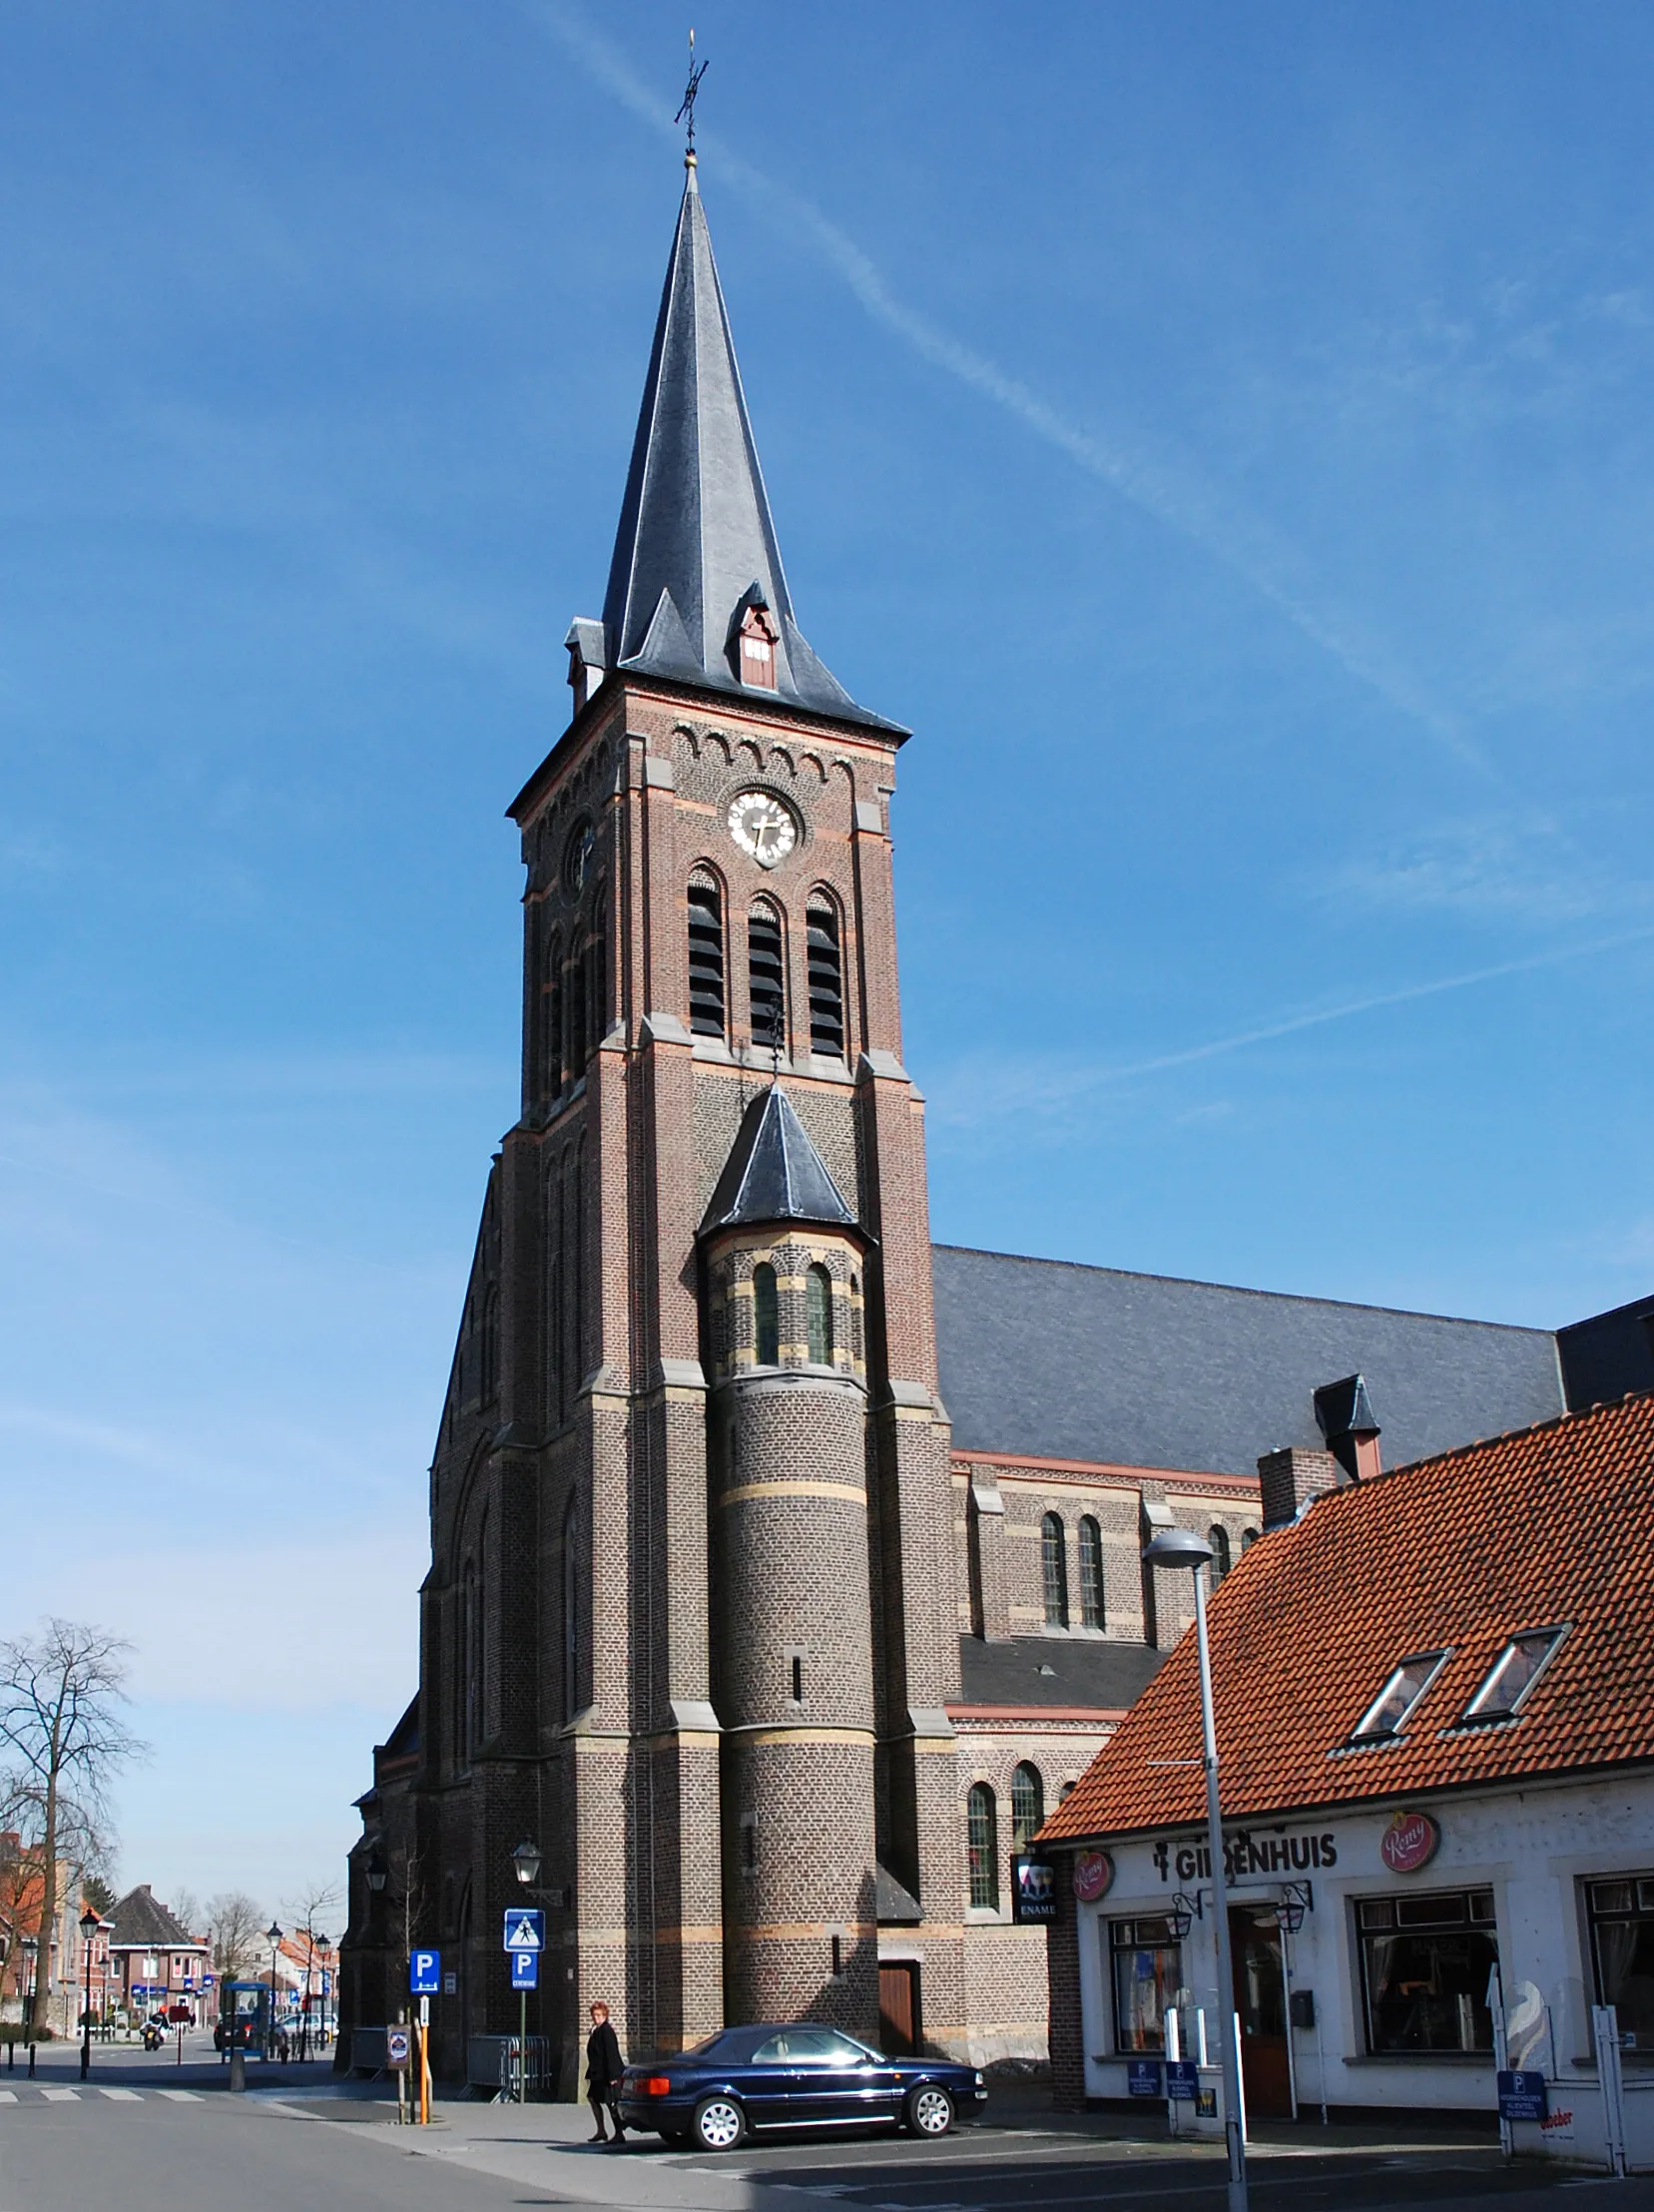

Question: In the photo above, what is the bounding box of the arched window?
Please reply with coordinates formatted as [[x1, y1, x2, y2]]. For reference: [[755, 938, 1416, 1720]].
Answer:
[[806, 1264, 833, 1365], [753, 1263, 780, 1367], [561, 1494, 581, 1722], [806, 896, 844, 1059], [1209, 1524, 1232, 1584], [748, 901, 786, 1053], [1241, 1525, 1260, 1552], [1042, 1512, 1069, 1628], [1011, 1762, 1045, 1854], [966, 1784, 999, 1911], [688, 876, 726, 1037], [1078, 1515, 1105, 1628], [461, 1557, 480, 1759], [544, 933, 564, 1099], [587, 910, 607, 1051], [567, 947, 587, 1074]]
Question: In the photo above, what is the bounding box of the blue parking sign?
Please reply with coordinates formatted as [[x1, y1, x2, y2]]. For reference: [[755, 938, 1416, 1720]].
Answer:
[[511, 1948, 538, 1990], [409, 1948, 441, 1996]]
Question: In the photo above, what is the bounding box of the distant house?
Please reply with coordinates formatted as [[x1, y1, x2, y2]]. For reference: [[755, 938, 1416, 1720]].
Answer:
[[107, 1886, 210, 2017]]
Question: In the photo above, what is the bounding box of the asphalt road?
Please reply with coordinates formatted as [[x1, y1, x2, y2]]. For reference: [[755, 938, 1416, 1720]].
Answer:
[[3, 2043, 1651, 2212]]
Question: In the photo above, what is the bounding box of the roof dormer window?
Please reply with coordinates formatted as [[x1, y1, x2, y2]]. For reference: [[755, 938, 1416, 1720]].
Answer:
[[1348, 1650, 1448, 1743], [737, 602, 779, 690], [1461, 1627, 1566, 1724]]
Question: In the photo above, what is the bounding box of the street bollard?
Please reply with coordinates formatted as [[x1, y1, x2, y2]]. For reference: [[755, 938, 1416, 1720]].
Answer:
[[229, 2046, 247, 2093], [28, 2044, 36, 2078]]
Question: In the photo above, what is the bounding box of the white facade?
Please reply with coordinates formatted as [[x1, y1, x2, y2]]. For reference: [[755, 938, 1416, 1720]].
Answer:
[[1072, 1770, 1654, 2169]]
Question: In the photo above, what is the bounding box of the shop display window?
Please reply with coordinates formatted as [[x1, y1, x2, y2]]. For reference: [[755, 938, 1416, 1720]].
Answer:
[[1109, 1916, 1181, 2053], [1587, 1877, 1654, 2053], [1356, 1889, 1497, 2054]]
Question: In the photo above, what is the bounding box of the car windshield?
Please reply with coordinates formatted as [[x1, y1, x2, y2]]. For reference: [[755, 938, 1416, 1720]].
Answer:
[[750, 2028, 875, 2068]]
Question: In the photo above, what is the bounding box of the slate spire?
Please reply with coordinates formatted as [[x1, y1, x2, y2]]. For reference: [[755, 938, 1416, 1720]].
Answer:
[[595, 155, 899, 734], [700, 1083, 862, 1240]]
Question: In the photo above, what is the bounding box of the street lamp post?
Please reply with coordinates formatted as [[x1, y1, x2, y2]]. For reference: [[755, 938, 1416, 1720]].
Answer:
[[79, 1910, 99, 2081], [266, 1923, 282, 2060], [510, 1841, 542, 2105], [1142, 1525, 1247, 2212], [20, 1936, 37, 2039]]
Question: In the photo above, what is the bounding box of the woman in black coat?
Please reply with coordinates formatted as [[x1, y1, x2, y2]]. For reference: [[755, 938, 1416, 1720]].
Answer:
[[585, 2001, 627, 2143]]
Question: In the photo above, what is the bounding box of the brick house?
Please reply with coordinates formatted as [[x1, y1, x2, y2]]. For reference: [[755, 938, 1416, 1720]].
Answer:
[[107, 1887, 209, 2019], [336, 147, 1654, 2089], [1037, 1389, 1654, 2165]]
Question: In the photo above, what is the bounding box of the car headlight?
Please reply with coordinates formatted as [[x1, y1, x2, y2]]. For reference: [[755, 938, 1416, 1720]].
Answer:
[[974, 2070, 985, 2086]]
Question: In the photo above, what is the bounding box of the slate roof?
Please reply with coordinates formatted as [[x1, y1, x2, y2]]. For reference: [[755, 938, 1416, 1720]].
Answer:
[[1557, 1293, 1654, 1411], [932, 1245, 1564, 1478], [108, 1885, 204, 1951], [701, 1084, 859, 1239], [955, 1634, 1165, 1714], [599, 164, 901, 736], [1039, 1389, 1654, 1845]]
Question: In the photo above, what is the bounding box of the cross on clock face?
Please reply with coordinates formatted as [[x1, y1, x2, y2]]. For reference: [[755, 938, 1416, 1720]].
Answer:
[[727, 791, 797, 868]]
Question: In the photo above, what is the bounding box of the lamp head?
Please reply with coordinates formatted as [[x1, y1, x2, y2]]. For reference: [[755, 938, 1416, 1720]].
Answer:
[[79, 1909, 100, 1937], [267, 1922, 282, 1944], [1141, 1527, 1217, 1573], [510, 1839, 542, 1889], [364, 1851, 388, 1895]]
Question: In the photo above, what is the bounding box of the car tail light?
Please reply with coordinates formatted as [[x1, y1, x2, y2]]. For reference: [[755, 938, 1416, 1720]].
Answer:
[[641, 2076, 672, 2096]]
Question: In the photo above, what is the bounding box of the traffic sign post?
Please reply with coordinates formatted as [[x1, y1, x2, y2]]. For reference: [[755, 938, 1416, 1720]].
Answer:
[[406, 1953, 440, 2123], [502, 1910, 543, 2105], [409, 1949, 441, 1997]]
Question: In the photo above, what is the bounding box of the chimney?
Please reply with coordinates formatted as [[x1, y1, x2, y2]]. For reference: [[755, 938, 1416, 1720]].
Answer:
[[1257, 1445, 1341, 1531], [1314, 1374, 1382, 1484]]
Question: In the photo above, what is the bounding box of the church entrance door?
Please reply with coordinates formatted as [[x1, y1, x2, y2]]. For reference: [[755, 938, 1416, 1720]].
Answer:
[[878, 1963, 919, 2055]]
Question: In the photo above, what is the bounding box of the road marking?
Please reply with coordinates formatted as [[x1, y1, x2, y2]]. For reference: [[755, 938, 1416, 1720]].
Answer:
[[41, 2087, 79, 2101], [158, 2089, 202, 2101], [98, 2087, 143, 2101], [0, 2090, 15, 2104]]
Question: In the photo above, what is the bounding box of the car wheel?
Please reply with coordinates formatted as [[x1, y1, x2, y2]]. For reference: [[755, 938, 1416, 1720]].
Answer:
[[905, 2084, 955, 2138], [691, 2095, 746, 2152]]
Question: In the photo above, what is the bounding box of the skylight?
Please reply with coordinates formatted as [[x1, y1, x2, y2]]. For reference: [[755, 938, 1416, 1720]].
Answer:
[[1462, 1628, 1566, 1723], [1350, 1651, 1448, 1742]]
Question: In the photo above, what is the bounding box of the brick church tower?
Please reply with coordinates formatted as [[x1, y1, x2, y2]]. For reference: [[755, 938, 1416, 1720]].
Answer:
[[343, 148, 965, 2083]]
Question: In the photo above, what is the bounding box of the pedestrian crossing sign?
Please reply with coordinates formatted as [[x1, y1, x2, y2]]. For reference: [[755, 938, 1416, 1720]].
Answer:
[[502, 1907, 544, 1952]]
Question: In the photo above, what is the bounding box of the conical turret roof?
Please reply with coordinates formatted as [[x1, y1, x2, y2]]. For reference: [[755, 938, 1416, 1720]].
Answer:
[[599, 162, 902, 736], [700, 1084, 862, 1239]]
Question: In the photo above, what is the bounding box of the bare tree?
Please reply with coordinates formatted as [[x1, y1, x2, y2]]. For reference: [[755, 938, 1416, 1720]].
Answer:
[[204, 1891, 266, 1981], [0, 1621, 143, 2038], [282, 1876, 342, 2056], [171, 1889, 204, 1941]]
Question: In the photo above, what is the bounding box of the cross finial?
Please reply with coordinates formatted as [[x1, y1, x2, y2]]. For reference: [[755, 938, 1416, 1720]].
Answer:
[[675, 28, 709, 166]]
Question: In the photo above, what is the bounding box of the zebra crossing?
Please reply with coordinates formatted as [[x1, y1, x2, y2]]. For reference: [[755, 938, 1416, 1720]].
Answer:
[[0, 2084, 204, 2106]]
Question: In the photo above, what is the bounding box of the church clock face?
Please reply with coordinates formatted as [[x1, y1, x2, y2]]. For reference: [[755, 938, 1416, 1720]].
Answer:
[[565, 822, 595, 892], [727, 791, 797, 869]]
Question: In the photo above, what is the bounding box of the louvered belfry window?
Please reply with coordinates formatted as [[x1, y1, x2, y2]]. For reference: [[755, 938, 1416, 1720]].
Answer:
[[687, 877, 726, 1036], [748, 902, 786, 1050], [806, 898, 844, 1058]]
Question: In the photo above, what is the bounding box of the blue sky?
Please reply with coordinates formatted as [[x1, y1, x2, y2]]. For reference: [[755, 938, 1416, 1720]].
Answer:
[[3, 1, 1652, 1911]]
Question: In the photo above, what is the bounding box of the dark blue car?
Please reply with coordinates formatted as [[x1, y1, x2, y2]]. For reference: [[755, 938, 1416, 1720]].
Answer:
[[619, 2023, 986, 2151]]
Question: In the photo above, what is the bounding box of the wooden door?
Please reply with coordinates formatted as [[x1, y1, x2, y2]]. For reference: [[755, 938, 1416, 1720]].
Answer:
[[1229, 1907, 1292, 2120], [878, 1962, 918, 2055]]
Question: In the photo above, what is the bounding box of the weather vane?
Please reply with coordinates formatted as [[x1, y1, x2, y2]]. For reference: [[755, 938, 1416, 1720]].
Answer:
[[675, 27, 709, 151]]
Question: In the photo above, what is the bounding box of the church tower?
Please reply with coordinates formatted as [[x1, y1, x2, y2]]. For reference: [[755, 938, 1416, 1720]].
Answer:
[[347, 147, 965, 2084]]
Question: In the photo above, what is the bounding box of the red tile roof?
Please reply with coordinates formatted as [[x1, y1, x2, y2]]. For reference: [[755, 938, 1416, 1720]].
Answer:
[[1040, 1390, 1654, 1845]]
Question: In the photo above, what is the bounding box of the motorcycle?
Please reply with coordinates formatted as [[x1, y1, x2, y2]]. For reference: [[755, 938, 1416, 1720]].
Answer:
[[141, 2020, 166, 2052]]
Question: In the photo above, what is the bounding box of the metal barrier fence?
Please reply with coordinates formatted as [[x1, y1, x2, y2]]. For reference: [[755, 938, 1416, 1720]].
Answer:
[[483, 2034, 558, 2102]]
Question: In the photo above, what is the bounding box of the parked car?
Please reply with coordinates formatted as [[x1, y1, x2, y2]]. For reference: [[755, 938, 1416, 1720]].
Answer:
[[619, 2024, 986, 2151]]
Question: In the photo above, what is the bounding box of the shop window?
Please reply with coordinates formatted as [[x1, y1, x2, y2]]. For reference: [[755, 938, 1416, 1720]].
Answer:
[[966, 1784, 999, 1911], [1010, 1763, 1044, 1854], [1041, 1513, 1069, 1629], [1349, 1650, 1448, 1742], [687, 877, 726, 1037], [1586, 1877, 1654, 2052], [753, 1263, 780, 1367], [1209, 1524, 1231, 1583], [1356, 1889, 1497, 2053], [1462, 1627, 1566, 1724], [806, 1264, 833, 1364], [1109, 1918, 1181, 2053], [1078, 1516, 1105, 1628], [806, 897, 844, 1058]]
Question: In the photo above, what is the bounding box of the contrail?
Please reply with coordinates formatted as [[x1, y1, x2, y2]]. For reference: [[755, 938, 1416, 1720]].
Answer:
[[943, 922, 1654, 1122], [521, 3, 1490, 774]]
